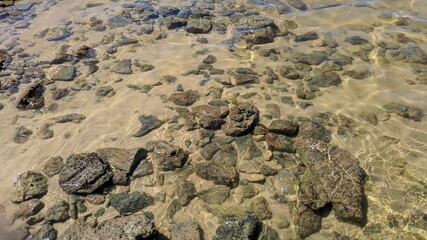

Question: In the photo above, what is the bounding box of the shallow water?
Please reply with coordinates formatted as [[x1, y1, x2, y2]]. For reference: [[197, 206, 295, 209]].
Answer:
[[0, 0, 426, 239]]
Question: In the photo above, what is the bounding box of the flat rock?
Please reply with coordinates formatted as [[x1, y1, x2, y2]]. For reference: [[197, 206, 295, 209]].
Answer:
[[50, 65, 76, 81], [110, 191, 154, 215], [96, 148, 146, 175], [235, 135, 262, 160], [293, 203, 322, 238], [287, 0, 308, 10], [269, 119, 299, 135], [197, 186, 231, 204], [111, 59, 132, 74], [265, 133, 295, 153], [44, 201, 70, 222], [236, 16, 280, 45], [147, 141, 188, 171], [16, 83, 45, 110], [298, 120, 331, 143], [186, 18, 212, 34], [195, 160, 239, 187], [384, 103, 423, 121], [134, 115, 164, 137], [42, 156, 64, 177], [213, 215, 260, 240], [60, 214, 154, 239], [51, 113, 86, 124], [170, 222, 201, 240], [11, 171, 48, 203], [58, 153, 113, 194], [169, 90, 200, 106], [175, 179, 196, 206], [13, 126, 33, 144], [192, 105, 228, 130], [295, 31, 318, 42], [222, 103, 259, 136], [290, 51, 329, 65]]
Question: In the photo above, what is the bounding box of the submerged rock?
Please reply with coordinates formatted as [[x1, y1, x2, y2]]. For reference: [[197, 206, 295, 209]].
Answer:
[[11, 171, 48, 203], [192, 105, 229, 130], [16, 83, 45, 110], [236, 16, 280, 45], [42, 156, 64, 177], [111, 59, 132, 74], [197, 186, 231, 204], [96, 148, 146, 175], [170, 222, 201, 240], [195, 160, 239, 187], [147, 141, 188, 171], [222, 103, 259, 136], [293, 203, 322, 238], [58, 153, 113, 194], [29, 223, 57, 240], [298, 120, 331, 143], [186, 18, 212, 34], [13, 126, 33, 144], [110, 191, 154, 215], [60, 214, 154, 239], [213, 215, 261, 240], [50, 65, 76, 81], [44, 200, 70, 222], [383, 103, 423, 121], [287, 0, 308, 10], [10, 199, 44, 224], [269, 119, 299, 135], [175, 179, 196, 206], [265, 133, 295, 153], [169, 90, 200, 106]]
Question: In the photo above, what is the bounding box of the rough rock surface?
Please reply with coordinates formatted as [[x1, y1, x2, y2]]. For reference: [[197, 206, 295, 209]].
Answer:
[[236, 16, 280, 45], [195, 160, 239, 187], [213, 215, 260, 240], [192, 105, 229, 130], [110, 191, 154, 215], [186, 18, 212, 34], [96, 148, 146, 175], [147, 141, 188, 171], [222, 103, 259, 136], [16, 83, 45, 110], [42, 156, 64, 177], [384, 103, 423, 121], [58, 153, 113, 194], [11, 171, 48, 203], [169, 90, 200, 106], [170, 222, 201, 240], [134, 115, 164, 137]]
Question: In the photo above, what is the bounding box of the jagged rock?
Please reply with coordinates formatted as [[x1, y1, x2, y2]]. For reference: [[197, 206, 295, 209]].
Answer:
[[236, 16, 280, 45], [265, 133, 295, 153], [195, 160, 239, 187], [293, 203, 322, 238], [296, 139, 367, 223], [13, 126, 33, 144], [60, 214, 154, 239], [191, 105, 229, 129], [110, 191, 154, 215], [175, 179, 196, 206], [11, 171, 48, 203], [213, 215, 260, 240], [170, 222, 201, 240], [132, 160, 154, 179], [96, 148, 146, 175], [42, 156, 64, 177], [222, 103, 259, 136], [16, 83, 45, 110], [44, 201, 70, 222], [28, 224, 57, 240], [134, 115, 164, 137], [169, 90, 200, 106], [383, 103, 423, 121], [147, 141, 188, 171], [58, 153, 113, 194], [197, 186, 231, 204]]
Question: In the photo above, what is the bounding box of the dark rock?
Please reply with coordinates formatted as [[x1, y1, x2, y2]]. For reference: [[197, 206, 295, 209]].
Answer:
[[295, 31, 318, 42], [236, 16, 280, 45], [298, 120, 331, 143], [13, 126, 33, 144], [8, 225, 30, 240], [269, 119, 298, 135], [192, 105, 229, 129], [60, 214, 154, 239], [290, 51, 329, 65], [110, 191, 154, 215], [287, 0, 308, 10], [134, 115, 164, 137], [175, 179, 196, 206], [111, 59, 132, 74], [167, 199, 182, 220], [186, 18, 212, 34], [28, 224, 57, 240], [222, 103, 259, 136], [265, 133, 295, 153], [58, 153, 113, 194], [147, 141, 188, 171], [51, 65, 76, 81], [42, 156, 64, 177], [213, 215, 260, 240], [74, 45, 93, 58], [11, 171, 48, 203], [51, 88, 69, 100], [44, 201, 69, 222], [202, 55, 217, 64], [293, 203, 322, 238], [139, 64, 155, 72], [132, 160, 154, 179], [170, 222, 201, 240], [10, 199, 44, 224], [296, 139, 367, 223], [344, 70, 371, 79], [51, 113, 86, 123], [278, 66, 304, 80], [383, 103, 423, 121], [161, 17, 187, 30], [197, 186, 231, 204], [169, 90, 200, 106], [308, 71, 342, 88], [38, 123, 54, 140], [96, 148, 146, 175], [95, 86, 115, 97], [16, 83, 45, 110], [250, 197, 272, 220], [195, 160, 239, 187], [235, 135, 262, 160], [345, 36, 370, 45], [111, 170, 129, 185]]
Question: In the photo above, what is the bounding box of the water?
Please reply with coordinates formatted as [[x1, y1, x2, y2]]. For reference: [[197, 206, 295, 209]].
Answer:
[[0, 0, 426, 239]]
